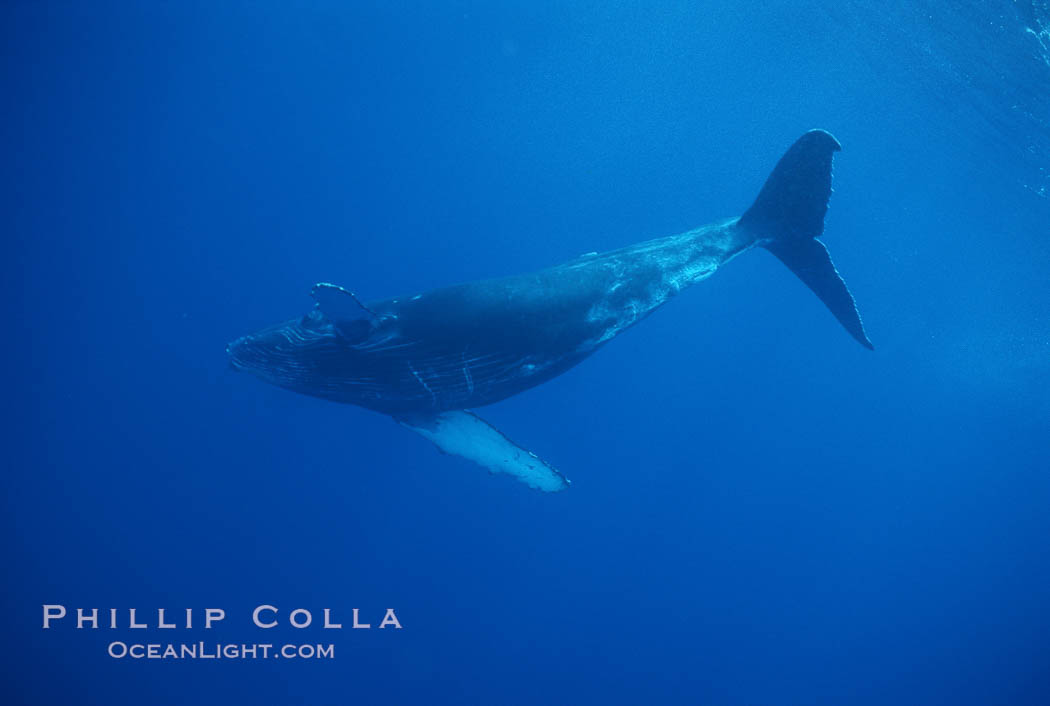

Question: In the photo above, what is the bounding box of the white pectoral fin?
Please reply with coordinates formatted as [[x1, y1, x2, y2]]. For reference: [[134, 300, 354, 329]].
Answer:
[[398, 411, 570, 492]]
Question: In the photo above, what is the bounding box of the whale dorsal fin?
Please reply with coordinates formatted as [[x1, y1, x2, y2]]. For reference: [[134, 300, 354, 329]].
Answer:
[[311, 282, 377, 341], [398, 411, 570, 492]]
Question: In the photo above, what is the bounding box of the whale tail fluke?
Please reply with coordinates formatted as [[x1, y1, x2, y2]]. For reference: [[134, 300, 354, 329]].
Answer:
[[739, 129, 873, 350]]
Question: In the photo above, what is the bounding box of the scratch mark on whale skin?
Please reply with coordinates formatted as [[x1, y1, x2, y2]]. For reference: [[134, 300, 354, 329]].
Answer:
[[408, 362, 437, 408]]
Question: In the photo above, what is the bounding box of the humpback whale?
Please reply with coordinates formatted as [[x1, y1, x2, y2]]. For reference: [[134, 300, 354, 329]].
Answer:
[[228, 130, 871, 492]]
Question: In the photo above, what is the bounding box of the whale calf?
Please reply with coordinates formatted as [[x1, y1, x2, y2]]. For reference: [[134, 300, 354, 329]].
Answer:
[[228, 130, 871, 491]]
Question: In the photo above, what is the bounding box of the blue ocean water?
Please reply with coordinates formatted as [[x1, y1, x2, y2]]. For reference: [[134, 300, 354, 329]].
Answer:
[[6, 2, 1050, 704]]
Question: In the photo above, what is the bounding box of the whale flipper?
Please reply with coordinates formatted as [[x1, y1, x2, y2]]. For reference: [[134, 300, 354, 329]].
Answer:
[[398, 411, 570, 492], [738, 129, 873, 349], [311, 282, 377, 341]]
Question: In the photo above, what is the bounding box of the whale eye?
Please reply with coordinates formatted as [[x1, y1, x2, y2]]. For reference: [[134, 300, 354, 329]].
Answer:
[[300, 310, 326, 329], [333, 318, 373, 344]]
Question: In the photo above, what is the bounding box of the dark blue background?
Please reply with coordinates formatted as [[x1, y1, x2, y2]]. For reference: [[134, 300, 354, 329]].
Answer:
[[6, 2, 1049, 704]]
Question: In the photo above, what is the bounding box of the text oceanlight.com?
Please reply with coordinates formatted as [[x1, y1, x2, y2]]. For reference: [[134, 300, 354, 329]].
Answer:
[[107, 642, 335, 660]]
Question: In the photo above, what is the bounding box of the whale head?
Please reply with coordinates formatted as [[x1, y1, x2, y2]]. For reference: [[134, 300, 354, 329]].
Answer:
[[227, 312, 347, 395], [227, 301, 426, 413]]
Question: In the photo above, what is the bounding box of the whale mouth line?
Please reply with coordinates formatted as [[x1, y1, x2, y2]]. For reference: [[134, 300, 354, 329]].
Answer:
[[227, 338, 256, 372], [227, 339, 262, 375]]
